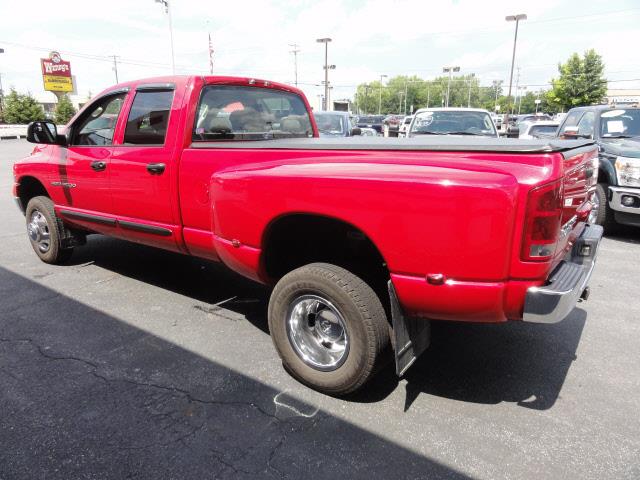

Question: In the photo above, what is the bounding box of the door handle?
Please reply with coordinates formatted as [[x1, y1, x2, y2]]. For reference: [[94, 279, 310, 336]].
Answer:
[[90, 161, 107, 171], [147, 163, 166, 175]]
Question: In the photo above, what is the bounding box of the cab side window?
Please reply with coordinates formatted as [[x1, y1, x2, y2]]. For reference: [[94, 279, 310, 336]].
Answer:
[[123, 90, 174, 145], [576, 111, 595, 138], [72, 93, 126, 146]]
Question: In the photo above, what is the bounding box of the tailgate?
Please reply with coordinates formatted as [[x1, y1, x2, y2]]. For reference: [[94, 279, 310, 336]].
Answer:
[[554, 145, 599, 261]]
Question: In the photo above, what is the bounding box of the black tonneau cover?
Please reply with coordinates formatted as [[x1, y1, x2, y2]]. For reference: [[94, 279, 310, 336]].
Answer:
[[191, 136, 595, 154]]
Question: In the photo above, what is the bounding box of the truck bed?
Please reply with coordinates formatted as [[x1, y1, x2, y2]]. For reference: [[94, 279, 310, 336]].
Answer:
[[190, 136, 595, 153]]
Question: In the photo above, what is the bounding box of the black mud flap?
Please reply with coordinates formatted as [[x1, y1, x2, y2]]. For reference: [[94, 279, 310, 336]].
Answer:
[[388, 281, 431, 377]]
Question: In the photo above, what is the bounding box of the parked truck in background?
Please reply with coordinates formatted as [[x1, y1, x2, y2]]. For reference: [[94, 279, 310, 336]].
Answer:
[[14, 75, 603, 395], [556, 105, 640, 231]]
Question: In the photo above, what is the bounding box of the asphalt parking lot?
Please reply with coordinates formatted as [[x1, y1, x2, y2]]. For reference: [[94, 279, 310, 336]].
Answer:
[[1, 139, 639, 480]]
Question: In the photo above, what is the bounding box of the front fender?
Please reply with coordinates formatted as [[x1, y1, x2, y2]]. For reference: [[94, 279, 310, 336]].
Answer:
[[597, 154, 617, 186]]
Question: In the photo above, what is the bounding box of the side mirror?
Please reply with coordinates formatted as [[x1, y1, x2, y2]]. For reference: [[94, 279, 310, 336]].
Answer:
[[506, 126, 520, 138], [350, 127, 362, 136], [27, 121, 66, 145], [560, 126, 584, 139]]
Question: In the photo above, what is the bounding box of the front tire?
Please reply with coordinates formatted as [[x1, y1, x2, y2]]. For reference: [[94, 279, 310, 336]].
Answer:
[[590, 183, 617, 233], [268, 263, 389, 396], [25, 196, 73, 264]]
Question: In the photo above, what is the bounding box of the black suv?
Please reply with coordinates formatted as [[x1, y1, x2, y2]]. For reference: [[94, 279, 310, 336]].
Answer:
[[355, 115, 385, 135], [557, 105, 640, 231]]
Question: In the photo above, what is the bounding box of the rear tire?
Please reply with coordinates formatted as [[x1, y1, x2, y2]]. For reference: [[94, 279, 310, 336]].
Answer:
[[590, 183, 618, 233], [268, 263, 389, 396], [25, 196, 73, 264]]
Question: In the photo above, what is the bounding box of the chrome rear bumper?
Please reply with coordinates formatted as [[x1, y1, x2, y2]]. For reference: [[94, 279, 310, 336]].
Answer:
[[523, 224, 603, 324]]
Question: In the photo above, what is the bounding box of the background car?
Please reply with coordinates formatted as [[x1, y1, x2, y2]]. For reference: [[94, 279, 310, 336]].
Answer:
[[555, 105, 640, 231], [490, 112, 503, 130], [515, 113, 553, 125], [383, 114, 405, 137], [518, 120, 560, 139], [313, 111, 360, 137], [354, 115, 385, 135], [408, 108, 499, 138], [398, 115, 414, 137]]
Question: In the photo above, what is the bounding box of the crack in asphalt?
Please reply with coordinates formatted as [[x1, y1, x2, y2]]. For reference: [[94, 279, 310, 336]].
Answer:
[[0, 335, 299, 477]]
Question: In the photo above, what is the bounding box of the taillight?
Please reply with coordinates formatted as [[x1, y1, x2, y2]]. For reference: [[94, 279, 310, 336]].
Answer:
[[521, 179, 563, 262]]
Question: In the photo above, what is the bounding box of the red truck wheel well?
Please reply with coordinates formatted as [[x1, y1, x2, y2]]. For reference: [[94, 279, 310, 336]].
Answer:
[[17, 176, 49, 213], [261, 214, 391, 312]]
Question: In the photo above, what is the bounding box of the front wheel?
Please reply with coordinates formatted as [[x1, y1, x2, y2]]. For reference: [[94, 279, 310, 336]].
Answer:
[[25, 196, 73, 264], [268, 263, 390, 396]]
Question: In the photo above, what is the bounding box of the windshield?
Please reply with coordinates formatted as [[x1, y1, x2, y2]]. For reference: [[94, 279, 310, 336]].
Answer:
[[314, 113, 346, 135], [530, 125, 559, 136], [600, 109, 640, 138], [411, 110, 497, 136], [357, 115, 384, 124]]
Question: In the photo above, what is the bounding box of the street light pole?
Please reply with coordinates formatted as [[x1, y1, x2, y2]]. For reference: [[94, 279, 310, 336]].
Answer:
[[155, 0, 176, 74], [505, 14, 527, 120], [0, 48, 4, 119], [378, 74, 387, 114], [289, 43, 300, 87], [443, 66, 460, 108], [316, 38, 332, 111]]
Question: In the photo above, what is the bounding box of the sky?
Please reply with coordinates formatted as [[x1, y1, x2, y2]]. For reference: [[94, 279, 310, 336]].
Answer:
[[1, 0, 639, 109]]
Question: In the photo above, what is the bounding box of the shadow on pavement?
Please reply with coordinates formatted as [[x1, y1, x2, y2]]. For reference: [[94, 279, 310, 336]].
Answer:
[[65, 235, 584, 413], [605, 224, 640, 245], [0, 265, 470, 480]]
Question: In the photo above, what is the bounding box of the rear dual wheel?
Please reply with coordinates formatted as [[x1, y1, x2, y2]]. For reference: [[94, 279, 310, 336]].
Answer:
[[268, 263, 389, 396]]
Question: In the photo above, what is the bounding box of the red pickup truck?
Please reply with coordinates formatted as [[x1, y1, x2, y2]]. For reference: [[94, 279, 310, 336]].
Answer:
[[14, 75, 603, 395]]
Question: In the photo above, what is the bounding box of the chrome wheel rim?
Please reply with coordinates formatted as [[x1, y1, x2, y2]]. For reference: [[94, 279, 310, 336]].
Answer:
[[27, 210, 51, 253], [286, 294, 349, 371], [588, 192, 600, 224]]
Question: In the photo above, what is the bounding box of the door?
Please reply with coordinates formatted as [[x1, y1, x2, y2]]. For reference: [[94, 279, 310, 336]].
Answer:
[[54, 92, 128, 231], [109, 85, 182, 251]]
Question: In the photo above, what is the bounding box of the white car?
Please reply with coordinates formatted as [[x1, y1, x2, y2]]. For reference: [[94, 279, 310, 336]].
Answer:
[[490, 113, 503, 130], [408, 108, 499, 138], [518, 120, 560, 139], [398, 115, 414, 137]]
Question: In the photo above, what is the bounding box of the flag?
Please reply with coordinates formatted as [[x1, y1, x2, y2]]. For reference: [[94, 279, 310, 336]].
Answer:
[[208, 33, 214, 74]]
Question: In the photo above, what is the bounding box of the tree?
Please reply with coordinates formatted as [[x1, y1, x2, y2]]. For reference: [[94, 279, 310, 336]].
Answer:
[[547, 50, 607, 111], [3, 89, 45, 124], [54, 95, 77, 124]]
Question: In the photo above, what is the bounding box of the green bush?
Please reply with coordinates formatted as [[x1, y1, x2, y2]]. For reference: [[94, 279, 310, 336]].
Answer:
[[3, 89, 45, 124], [54, 94, 77, 124]]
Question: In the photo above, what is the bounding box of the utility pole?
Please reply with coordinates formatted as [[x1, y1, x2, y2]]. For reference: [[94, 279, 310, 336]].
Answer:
[[467, 73, 475, 108], [514, 67, 521, 115], [112, 55, 119, 83], [518, 86, 527, 114], [155, 0, 175, 74], [492, 80, 503, 109], [378, 74, 387, 114], [289, 43, 300, 87], [443, 66, 460, 108], [426, 83, 430, 108], [505, 14, 527, 121], [316, 38, 332, 110]]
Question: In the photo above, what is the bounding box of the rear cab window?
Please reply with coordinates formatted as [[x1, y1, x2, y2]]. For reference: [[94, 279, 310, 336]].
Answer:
[[124, 89, 175, 145], [193, 85, 313, 141]]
